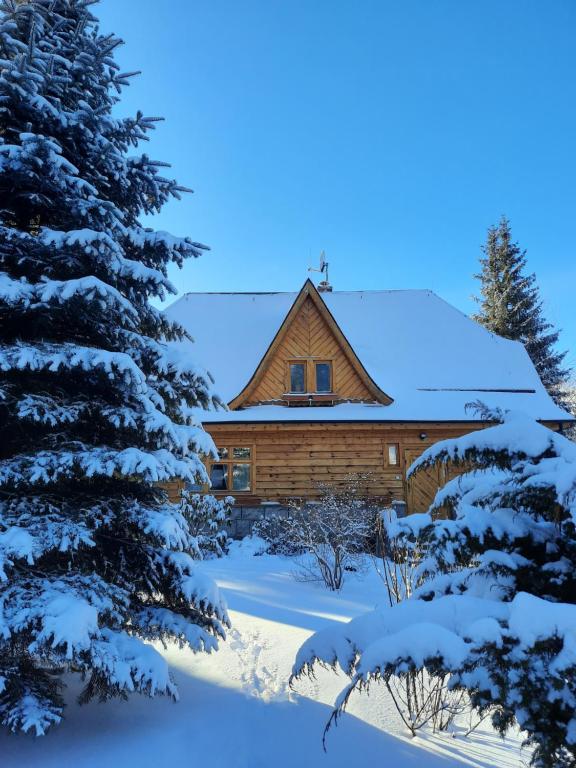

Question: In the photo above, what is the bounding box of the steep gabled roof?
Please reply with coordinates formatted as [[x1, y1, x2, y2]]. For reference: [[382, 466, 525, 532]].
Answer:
[[164, 282, 572, 423], [228, 279, 393, 408]]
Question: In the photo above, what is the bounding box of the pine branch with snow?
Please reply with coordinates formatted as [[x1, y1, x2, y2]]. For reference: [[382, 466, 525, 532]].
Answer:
[[0, 0, 226, 735], [179, 491, 233, 559], [292, 411, 576, 768]]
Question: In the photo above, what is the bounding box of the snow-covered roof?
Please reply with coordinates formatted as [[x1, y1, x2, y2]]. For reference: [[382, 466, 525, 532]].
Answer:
[[164, 287, 571, 423]]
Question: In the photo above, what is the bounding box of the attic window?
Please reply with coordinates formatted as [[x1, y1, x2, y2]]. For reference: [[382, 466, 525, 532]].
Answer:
[[315, 362, 332, 393], [289, 362, 306, 393]]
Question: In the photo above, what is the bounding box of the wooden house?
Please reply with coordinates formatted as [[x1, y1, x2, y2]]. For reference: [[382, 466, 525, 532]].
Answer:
[[164, 279, 572, 519]]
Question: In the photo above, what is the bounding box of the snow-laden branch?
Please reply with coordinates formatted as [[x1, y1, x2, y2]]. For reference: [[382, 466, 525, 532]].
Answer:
[[0, 446, 207, 487], [0, 342, 146, 390], [0, 271, 138, 322], [408, 410, 574, 478]]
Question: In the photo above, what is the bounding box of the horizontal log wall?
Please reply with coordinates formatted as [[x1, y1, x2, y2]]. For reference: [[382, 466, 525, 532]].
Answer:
[[162, 419, 564, 515], [201, 421, 478, 512]]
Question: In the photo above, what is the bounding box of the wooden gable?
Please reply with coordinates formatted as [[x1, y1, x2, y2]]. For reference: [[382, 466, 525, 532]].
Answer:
[[229, 280, 393, 409]]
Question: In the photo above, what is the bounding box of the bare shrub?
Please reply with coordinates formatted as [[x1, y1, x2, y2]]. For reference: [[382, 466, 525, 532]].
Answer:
[[374, 508, 469, 735], [256, 474, 380, 591], [373, 506, 426, 605]]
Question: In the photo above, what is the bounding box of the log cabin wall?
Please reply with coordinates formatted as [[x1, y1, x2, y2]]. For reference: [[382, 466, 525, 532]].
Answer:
[[164, 421, 480, 513], [163, 419, 564, 514]]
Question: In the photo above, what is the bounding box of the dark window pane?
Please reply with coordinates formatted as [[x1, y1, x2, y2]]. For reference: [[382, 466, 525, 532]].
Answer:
[[316, 363, 331, 393], [290, 363, 305, 393], [387, 444, 399, 466], [210, 464, 228, 490], [218, 447, 229, 459], [232, 463, 250, 491], [233, 447, 251, 459]]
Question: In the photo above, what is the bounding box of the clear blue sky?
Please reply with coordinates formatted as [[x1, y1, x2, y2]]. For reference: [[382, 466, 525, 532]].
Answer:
[[97, 0, 575, 369]]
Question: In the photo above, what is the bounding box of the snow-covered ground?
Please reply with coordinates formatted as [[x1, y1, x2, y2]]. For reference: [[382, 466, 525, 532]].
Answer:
[[1, 542, 527, 768]]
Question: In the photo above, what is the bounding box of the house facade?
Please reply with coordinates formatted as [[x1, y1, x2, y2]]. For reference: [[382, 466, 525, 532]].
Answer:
[[164, 280, 572, 525]]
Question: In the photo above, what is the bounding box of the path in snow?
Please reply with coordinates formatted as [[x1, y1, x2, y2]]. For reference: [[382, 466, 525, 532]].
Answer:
[[1, 544, 527, 768]]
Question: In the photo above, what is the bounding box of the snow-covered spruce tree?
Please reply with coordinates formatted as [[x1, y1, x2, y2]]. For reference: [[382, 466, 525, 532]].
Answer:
[[473, 216, 569, 401], [0, 0, 228, 735], [179, 490, 233, 559], [292, 411, 576, 768]]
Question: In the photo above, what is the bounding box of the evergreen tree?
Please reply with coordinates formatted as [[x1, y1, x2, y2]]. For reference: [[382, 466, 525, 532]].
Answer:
[[179, 490, 233, 559], [558, 379, 576, 441], [0, 0, 228, 734], [473, 216, 569, 399], [293, 410, 576, 768]]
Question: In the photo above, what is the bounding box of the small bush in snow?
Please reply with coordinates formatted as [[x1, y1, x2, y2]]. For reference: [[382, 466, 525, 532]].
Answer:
[[372, 510, 468, 735], [253, 513, 304, 557], [179, 491, 233, 558], [293, 411, 576, 768], [257, 475, 378, 590], [373, 507, 428, 605]]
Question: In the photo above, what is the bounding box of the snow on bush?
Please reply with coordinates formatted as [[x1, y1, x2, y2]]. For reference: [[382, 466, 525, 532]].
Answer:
[[292, 411, 576, 768], [255, 475, 378, 590], [179, 490, 233, 558], [369, 509, 469, 735]]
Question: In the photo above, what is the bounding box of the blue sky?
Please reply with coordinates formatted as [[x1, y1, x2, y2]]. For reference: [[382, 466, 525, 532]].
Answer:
[[97, 0, 575, 368]]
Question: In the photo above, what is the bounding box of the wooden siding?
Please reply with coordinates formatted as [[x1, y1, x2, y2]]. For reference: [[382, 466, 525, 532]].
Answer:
[[162, 420, 563, 511], [200, 421, 479, 511], [229, 281, 392, 408], [162, 479, 185, 503], [246, 295, 375, 405]]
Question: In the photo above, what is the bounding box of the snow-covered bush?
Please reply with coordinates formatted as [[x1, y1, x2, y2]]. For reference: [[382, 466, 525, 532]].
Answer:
[[0, 0, 228, 734], [180, 491, 233, 558], [252, 512, 304, 556], [292, 412, 576, 767], [373, 507, 427, 605], [257, 476, 377, 590], [371, 509, 468, 735]]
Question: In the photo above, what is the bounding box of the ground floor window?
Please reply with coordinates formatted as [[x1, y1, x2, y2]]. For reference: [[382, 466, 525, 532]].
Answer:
[[386, 443, 400, 466], [209, 446, 253, 492]]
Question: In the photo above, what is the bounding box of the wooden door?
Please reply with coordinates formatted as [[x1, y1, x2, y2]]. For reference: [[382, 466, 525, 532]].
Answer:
[[404, 448, 444, 514]]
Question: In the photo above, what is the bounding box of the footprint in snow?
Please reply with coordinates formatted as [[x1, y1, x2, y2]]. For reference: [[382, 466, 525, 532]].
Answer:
[[229, 628, 292, 703]]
